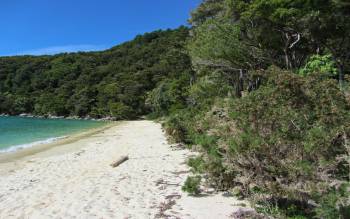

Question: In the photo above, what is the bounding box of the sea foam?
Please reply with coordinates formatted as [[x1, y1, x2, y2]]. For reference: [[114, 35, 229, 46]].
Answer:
[[0, 136, 68, 153]]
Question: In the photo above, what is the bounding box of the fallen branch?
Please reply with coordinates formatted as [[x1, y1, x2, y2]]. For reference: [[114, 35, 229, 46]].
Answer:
[[155, 179, 180, 186], [110, 156, 129, 168]]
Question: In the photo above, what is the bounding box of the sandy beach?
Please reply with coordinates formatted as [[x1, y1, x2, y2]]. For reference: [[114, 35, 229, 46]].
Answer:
[[0, 120, 249, 218]]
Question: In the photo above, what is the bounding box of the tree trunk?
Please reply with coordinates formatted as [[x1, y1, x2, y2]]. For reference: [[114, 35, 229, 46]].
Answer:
[[235, 69, 244, 98], [339, 65, 344, 88]]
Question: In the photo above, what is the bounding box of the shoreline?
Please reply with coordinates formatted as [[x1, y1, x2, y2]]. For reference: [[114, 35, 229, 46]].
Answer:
[[0, 122, 116, 164]]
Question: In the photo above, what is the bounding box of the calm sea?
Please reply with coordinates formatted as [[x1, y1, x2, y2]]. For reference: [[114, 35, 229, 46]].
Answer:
[[0, 116, 106, 153]]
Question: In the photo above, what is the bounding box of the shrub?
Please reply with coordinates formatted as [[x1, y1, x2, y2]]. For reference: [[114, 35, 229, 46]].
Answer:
[[163, 109, 194, 144], [182, 176, 202, 195], [188, 156, 206, 174], [226, 67, 350, 217], [162, 100, 215, 143], [166, 67, 350, 217]]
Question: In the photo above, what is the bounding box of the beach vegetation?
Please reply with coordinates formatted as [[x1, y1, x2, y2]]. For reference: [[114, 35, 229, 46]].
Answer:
[[182, 175, 202, 195], [161, 0, 350, 217]]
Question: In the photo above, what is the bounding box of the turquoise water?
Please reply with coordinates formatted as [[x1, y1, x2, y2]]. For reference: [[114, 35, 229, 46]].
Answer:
[[0, 116, 106, 152]]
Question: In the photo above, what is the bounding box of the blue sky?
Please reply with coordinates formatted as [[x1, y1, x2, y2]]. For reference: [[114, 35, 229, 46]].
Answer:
[[0, 0, 201, 56]]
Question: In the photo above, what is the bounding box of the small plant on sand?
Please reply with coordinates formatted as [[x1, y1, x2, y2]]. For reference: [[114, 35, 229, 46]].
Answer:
[[182, 176, 202, 195]]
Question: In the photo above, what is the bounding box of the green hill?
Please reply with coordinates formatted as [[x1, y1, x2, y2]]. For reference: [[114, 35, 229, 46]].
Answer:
[[0, 26, 192, 119]]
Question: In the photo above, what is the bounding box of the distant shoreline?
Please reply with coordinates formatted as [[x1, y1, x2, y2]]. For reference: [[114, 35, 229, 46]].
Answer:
[[0, 113, 117, 121]]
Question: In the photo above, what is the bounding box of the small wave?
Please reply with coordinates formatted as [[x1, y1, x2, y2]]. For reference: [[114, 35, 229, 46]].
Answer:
[[0, 136, 68, 153]]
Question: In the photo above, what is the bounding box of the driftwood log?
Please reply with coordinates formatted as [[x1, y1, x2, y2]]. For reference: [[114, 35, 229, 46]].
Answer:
[[110, 156, 129, 168]]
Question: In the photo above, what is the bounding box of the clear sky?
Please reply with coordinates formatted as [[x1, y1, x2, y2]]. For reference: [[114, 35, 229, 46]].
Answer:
[[0, 0, 201, 56]]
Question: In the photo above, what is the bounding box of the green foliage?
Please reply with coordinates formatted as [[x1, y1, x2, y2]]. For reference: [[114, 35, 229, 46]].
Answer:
[[299, 54, 338, 77], [0, 27, 192, 119], [188, 156, 206, 174], [163, 109, 196, 144], [223, 0, 350, 73], [188, 19, 263, 70], [169, 2, 350, 216], [227, 68, 350, 217], [165, 67, 350, 217], [146, 72, 190, 117], [108, 102, 134, 120], [182, 176, 202, 195], [189, 0, 226, 26], [187, 73, 231, 107], [255, 201, 309, 219]]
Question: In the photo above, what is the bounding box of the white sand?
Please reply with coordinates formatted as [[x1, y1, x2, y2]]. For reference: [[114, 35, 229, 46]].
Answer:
[[0, 120, 249, 218]]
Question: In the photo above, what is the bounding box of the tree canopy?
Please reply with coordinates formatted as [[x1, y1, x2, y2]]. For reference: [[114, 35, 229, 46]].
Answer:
[[0, 27, 193, 118]]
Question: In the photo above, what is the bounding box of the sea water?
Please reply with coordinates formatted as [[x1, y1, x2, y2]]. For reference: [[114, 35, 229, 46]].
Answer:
[[0, 116, 106, 153]]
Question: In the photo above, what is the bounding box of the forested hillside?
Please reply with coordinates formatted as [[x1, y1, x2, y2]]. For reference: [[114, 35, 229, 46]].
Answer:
[[1, 0, 350, 218], [0, 27, 192, 119]]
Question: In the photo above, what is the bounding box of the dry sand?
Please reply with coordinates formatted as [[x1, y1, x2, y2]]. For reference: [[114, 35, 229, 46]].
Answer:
[[0, 120, 250, 218]]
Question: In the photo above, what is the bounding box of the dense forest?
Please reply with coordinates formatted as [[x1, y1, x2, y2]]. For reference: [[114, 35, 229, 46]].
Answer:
[[1, 0, 350, 218], [0, 27, 192, 119]]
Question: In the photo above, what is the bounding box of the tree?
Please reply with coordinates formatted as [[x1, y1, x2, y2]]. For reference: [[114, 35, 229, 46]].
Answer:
[[226, 0, 350, 80], [189, 0, 226, 26]]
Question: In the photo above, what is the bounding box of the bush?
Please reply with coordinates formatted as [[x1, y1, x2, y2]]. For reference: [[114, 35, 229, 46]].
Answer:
[[225, 68, 350, 217], [182, 176, 202, 195], [163, 108, 202, 144], [175, 67, 350, 217], [165, 67, 350, 217], [188, 156, 206, 174]]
